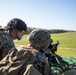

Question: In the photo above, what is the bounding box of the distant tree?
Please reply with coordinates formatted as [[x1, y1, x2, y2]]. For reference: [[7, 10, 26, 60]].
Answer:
[[23, 27, 74, 34], [48, 29, 68, 34]]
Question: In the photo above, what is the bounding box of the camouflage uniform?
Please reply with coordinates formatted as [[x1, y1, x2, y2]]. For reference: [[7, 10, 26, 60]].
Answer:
[[0, 31, 15, 60], [33, 51, 50, 75], [0, 29, 51, 75], [27, 29, 51, 75], [0, 18, 27, 60], [0, 47, 50, 75]]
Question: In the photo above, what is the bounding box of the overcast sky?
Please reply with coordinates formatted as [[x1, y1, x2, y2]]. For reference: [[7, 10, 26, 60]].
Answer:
[[0, 0, 76, 31]]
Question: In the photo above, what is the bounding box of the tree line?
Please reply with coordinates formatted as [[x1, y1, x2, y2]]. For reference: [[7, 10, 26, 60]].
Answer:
[[0, 25, 75, 34], [25, 27, 74, 34]]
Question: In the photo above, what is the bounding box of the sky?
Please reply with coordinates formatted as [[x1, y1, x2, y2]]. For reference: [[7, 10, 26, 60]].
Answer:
[[0, 0, 76, 31]]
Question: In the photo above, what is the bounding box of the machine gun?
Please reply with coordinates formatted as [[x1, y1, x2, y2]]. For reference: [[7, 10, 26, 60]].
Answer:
[[46, 41, 76, 75], [48, 40, 59, 53], [45, 41, 70, 74], [46, 41, 63, 64]]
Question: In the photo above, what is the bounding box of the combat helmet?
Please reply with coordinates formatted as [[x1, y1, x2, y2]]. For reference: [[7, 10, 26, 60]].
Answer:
[[6, 18, 27, 31], [28, 29, 52, 49]]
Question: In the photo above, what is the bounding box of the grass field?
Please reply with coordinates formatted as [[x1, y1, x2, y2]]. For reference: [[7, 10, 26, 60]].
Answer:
[[14, 32, 76, 57]]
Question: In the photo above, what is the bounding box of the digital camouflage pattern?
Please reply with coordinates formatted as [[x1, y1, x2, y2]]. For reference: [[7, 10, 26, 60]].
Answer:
[[0, 31, 15, 60], [0, 47, 50, 75], [34, 50, 50, 75], [28, 29, 52, 49], [0, 29, 51, 75]]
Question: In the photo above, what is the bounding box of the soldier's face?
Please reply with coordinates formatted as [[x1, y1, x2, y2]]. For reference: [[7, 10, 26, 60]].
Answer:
[[17, 30, 23, 40], [11, 30, 24, 40]]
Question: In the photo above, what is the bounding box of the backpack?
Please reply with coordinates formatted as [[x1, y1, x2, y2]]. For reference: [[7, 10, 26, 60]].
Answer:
[[0, 47, 33, 75]]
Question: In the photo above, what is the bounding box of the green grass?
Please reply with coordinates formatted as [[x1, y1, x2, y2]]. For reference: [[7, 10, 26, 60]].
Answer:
[[14, 35, 29, 45], [14, 32, 76, 57], [51, 32, 76, 48], [56, 49, 76, 57]]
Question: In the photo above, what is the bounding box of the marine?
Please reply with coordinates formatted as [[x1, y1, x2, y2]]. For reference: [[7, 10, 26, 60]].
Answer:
[[0, 29, 52, 75], [0, 18, 27, 60]]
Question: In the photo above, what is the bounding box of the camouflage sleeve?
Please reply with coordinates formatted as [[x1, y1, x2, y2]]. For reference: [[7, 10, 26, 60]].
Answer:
[[34, 52, 50, 75], [0, 35, 15, 57], [0, 35, 3, 49]]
